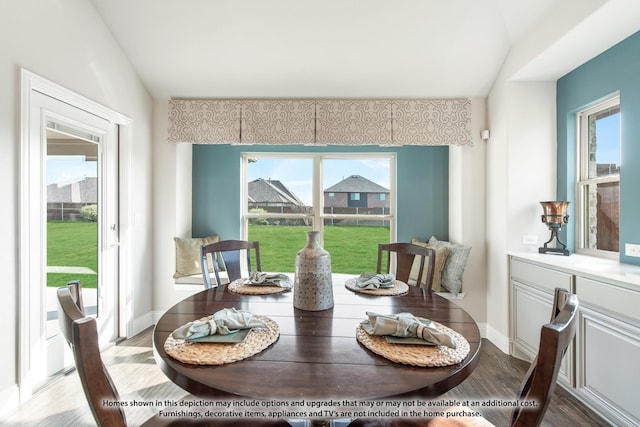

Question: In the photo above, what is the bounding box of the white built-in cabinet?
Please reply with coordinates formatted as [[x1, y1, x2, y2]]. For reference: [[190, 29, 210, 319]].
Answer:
[[509, 254, 640, 427]]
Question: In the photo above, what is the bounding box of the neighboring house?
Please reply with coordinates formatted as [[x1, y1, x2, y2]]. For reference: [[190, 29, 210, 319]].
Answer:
[[248, 178, 306, 212], [47, 177, 97, 204], [46, 177, 97, 220], [324, 175, 390, 210]]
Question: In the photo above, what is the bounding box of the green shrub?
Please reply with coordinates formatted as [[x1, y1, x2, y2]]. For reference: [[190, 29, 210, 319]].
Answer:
[[80, 204, 98, 222], [248, 208, 269, 225]]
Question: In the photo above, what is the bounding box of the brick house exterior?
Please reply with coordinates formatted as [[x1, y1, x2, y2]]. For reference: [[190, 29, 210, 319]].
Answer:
[[324, 175, 390, 210]]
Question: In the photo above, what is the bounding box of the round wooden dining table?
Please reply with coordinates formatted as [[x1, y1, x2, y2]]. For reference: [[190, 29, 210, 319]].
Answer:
[[152, 274, 481, 401]]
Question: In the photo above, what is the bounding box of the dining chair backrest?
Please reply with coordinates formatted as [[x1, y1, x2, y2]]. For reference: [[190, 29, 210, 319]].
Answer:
[[377, 243, 436, 291], [511, 288, 579, 427], [66, 280, 84, 313], [57, 287, 127, 427], [201, 240, 262, 289]]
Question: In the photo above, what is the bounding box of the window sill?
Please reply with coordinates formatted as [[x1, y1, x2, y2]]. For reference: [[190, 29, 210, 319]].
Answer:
[[435, 291, 465, 300]]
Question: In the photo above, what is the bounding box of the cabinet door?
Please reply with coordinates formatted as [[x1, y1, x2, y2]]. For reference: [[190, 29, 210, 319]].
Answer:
[[511, 281, 573, 386], [577, 306, 640, 426]]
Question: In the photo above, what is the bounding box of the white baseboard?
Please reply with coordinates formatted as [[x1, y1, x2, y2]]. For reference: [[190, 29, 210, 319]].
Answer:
[[475, 322, 487, 339], [130, 311, 154, 337], [0, 384, 20, 417], [484, 323, 511, 354]]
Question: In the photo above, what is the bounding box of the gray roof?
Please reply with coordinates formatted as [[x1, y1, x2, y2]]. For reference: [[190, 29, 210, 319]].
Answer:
[[324, 175, 389, 193], [248, 178, 305, 206], [47, 177, 97, 203]]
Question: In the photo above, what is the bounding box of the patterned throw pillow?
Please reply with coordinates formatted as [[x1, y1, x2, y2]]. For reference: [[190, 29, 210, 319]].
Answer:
[[173, 235, 219, 278], [428, 236, 471, 296], [409, 239, 450, 291]]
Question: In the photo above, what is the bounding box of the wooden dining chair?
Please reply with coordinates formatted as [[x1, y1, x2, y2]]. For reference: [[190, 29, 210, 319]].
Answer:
[[201, 240, 262, 289], [58, 287, 291, 426], [377, 243, 436, 291], [66, 279, 84, 313], [348, 288, 579, 427], [508, 287, 578, 427], [57, 287, 127, 427]]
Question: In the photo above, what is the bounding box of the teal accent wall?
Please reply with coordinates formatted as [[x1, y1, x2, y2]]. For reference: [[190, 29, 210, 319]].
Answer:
[[557, 30, 640, 265], [192, 145, 449, 243]]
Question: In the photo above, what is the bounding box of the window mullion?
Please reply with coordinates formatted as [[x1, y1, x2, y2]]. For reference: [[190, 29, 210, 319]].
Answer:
[[313, 155, 322, 233]]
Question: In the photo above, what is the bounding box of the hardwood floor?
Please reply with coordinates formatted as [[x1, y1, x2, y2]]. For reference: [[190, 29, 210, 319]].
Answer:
[[4, 330, 612, 427], [438, 341, 612, 427]]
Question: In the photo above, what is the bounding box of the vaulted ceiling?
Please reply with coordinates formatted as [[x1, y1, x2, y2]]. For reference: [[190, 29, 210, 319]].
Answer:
[[91, 0, 640, 100]]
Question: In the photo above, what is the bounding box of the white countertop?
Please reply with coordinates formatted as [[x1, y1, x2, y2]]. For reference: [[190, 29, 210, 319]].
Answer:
[[509, 251, 640, 289]]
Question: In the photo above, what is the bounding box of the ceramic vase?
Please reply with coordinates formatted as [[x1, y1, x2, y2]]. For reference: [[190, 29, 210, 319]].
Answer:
[[293, 231, 334, 311]]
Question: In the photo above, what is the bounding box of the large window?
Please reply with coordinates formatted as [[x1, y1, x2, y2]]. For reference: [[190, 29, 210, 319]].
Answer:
[[577, 96, 620, 255], [242, 153, 395, 273]]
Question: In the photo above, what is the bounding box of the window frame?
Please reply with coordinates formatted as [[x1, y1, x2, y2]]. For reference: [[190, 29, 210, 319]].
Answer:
[[575, 95, 620, 258], [241, 152, 396, 243]]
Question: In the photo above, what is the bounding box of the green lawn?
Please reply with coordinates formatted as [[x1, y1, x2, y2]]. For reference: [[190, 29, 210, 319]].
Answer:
[[47, 221, 98, 288], [249, 225, 389, 274]]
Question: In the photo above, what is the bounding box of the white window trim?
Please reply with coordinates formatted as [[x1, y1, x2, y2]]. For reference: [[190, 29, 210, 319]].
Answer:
[[575, 94, 620, 259], [241, 152, 396, 243]]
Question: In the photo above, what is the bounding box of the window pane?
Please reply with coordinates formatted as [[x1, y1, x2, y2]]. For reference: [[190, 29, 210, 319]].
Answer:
[[323, 159, 391, 218], [247, 157, 312, 216], [322, 158, 392, 274], [587, 106, 620, 179], [246, 157, 312, 270], [583, 181, 620, 252]]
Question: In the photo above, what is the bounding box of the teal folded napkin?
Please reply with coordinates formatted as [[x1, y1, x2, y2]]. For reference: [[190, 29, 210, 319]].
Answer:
[[355, 272, 395, 289], [171, 308, 266, 340], [361, 311, 457, 349], [246, 271, 292, 289]]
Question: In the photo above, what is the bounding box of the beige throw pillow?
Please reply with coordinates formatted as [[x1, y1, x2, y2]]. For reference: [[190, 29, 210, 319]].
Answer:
[[428, 236, 471, 296], [409, 238, 450, 291], [173, 235, 219, 278]]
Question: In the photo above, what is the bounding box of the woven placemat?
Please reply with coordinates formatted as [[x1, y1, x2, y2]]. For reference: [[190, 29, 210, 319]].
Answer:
[[345, 278, 409, 296], [164, 315, 279, 365], [227, 278, 290, 295], [356, 321, 470, 367]]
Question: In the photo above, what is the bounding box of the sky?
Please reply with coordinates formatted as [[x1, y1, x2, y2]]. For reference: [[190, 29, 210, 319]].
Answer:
[[46, 156, 97, 186], [247, 157, 391, 205], [595, 112, 620, 167]]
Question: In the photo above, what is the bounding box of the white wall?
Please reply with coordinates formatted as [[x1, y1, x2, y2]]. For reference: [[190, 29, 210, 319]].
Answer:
[[448, 97, 488, 330], [486, 79, 556, 352], [485, 5, 560, 351], [0, 0, 153, 415], [152, 100, 203, 316]]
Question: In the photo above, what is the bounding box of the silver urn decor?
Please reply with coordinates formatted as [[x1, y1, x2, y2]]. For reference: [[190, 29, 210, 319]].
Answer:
[[293, 231, 334, 311]]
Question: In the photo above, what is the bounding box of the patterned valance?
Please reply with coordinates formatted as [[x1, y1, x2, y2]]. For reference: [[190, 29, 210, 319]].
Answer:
[[168, 100, 241, 144], [242, 100, 314, 145], [316, 100, 392, 145], [168, 98, 471, 146]]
